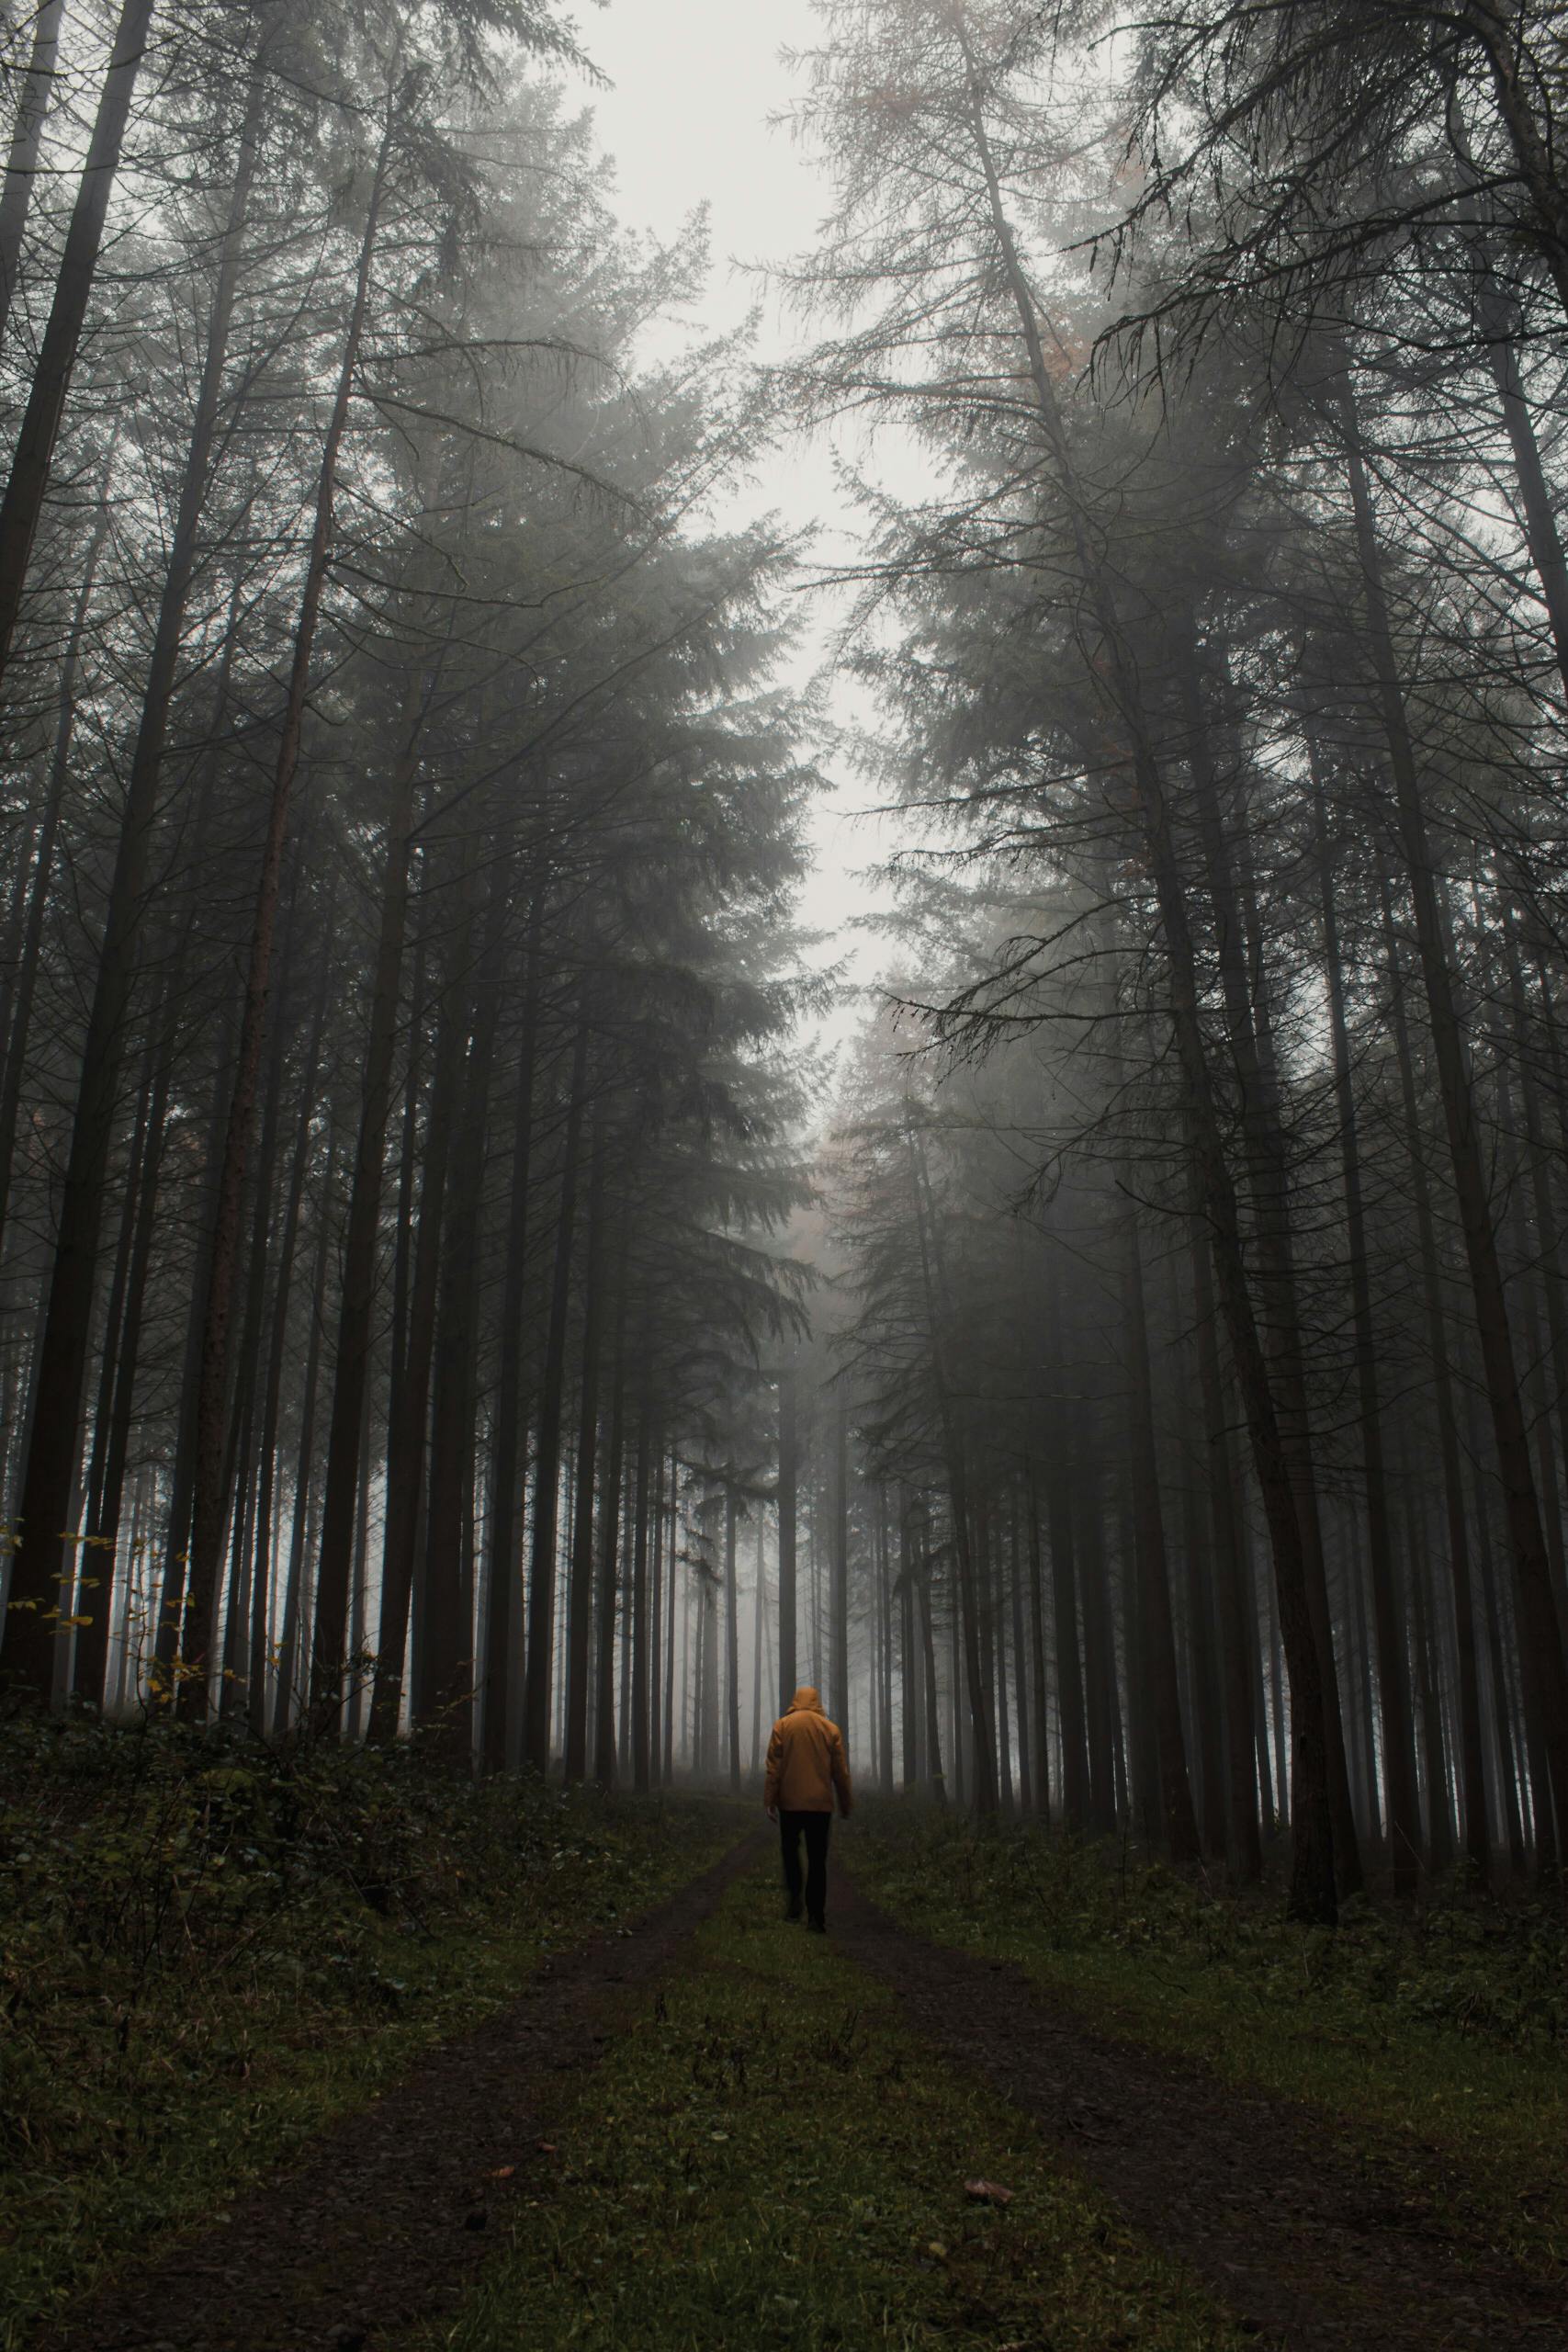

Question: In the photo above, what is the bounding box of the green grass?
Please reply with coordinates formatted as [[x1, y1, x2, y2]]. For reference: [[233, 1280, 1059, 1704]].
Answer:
[[0, 1715, 741, 2349], [851, 1807, 1567, 2279], [415, 1864, 1248, 2352]]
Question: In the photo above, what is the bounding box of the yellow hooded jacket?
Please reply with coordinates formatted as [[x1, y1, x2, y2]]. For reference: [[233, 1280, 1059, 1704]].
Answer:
[[764, 1687, 853, 1815]]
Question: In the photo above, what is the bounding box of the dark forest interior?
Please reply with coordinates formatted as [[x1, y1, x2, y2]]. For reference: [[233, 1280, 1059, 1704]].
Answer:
[[1, 5, 1565, 2347]]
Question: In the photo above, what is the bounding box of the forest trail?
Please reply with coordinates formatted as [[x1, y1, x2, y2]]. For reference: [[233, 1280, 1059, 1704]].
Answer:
[[44, 1841, 1562, 2352], [832, 1871, 1568, 2352], [43, 1835, 766, 2352]]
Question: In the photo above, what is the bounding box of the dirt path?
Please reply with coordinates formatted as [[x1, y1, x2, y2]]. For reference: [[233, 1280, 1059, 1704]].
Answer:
[[44, 1834, 762, 2352], [833, 1869, 1566, 2352]]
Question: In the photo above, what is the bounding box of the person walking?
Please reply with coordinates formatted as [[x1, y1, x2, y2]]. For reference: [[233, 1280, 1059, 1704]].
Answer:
[[763, 1683, 852, 1932]]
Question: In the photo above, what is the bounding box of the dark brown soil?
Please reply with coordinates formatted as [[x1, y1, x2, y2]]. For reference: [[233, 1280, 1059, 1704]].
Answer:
[[833, 1869, 1567, 2352], [44, 1835, 762, 2352]]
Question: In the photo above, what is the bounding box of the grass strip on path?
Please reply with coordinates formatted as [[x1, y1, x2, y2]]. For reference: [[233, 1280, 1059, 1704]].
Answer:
[[851, 1808, 1566, 2281], [1, 1717, 742, 2351], [415, 1861, 1250, 2352]]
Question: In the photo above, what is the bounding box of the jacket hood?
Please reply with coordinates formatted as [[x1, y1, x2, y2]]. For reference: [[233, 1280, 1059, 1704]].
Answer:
[[789, 1685, 823, 1713]]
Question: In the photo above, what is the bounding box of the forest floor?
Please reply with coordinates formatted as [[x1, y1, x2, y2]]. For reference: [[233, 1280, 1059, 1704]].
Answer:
[[8, 1745, 1564, 2352]]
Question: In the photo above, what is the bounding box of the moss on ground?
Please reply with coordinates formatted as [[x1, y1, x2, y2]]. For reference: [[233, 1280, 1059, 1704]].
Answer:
[[417, 1865, 1247, 2352], [0, 1716, 740, 2348], [851, 1806, 1566, 2279]]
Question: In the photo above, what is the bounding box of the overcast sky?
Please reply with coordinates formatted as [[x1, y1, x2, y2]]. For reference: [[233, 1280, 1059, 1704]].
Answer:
[[583, 2, 897, 1072]]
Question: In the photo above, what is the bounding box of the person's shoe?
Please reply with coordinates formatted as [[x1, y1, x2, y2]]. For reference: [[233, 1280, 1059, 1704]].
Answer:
[[785, 1896, 802, 1921], [807, 1917, 826, 1934]]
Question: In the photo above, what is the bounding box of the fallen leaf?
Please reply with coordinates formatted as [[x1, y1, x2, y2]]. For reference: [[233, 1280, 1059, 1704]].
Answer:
[[927, 2240, 949, 2259], [488, 2165, 516, 2180], [536, 2142, 558, 2155], [964, 2177, 1014, 2205]]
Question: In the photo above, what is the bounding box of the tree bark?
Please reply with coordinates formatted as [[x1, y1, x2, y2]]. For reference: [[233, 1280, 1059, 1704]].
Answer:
[[0, 0, 157, 682], [1339, 382, 1568, 1859], [3, 43, 267, 1697], [183, 96, 396, 1702], [0, 0, 63, 344], [523, 1014, 591, 1775]]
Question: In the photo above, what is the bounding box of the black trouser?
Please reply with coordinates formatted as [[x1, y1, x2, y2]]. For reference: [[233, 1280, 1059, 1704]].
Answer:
[[779, 1809, 832, 1924]]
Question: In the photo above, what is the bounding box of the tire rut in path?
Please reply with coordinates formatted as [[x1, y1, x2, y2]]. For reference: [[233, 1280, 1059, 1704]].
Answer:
[[46, 1833, 763, 2352], [832, 1871, 1566, 2352]]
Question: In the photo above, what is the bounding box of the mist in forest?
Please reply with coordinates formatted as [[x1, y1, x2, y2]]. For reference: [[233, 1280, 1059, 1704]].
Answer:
[[2, 0, 1567, 1934]]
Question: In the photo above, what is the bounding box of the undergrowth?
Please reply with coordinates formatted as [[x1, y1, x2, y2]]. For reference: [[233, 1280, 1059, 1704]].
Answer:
[[0, 1714, 739, 2347], [853, 1805, 1566, 2276]]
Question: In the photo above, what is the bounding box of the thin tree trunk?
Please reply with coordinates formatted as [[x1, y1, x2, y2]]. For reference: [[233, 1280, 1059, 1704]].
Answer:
[[247, 955, 330, 1736], [523, 1016, 591, 1775], [631, 1396, 653, 1791], [481, 896, 543, 1771], [315, 659, 443, 1697], [275, 1119, 339, 1729], [564, 1126, 606, 1784], [776, 1360, 797, 1709], [1315, 786, 1421, 1888], [1121, 1192, 1201, 1860], [908, 1123, 998, 1814], [593, 1320, 627, 1790], [415, 882, 503, 1750], [723, 1485, 740, 1794], [368, 911, 468, 1738]]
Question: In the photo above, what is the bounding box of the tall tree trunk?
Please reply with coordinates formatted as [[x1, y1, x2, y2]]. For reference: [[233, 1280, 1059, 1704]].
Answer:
[[2, 46, 267, 1696], [908, 1123, 997, 1814], [957, 17, 1337, 1914], [723, 1484, 740, 1795], [563, 1126, 606, 1784], [274, 1116, 339, 1729], [183, 99, 397, 1700], [367, 910, 468, 1738], [0, 0, 63, 343], [1338, 383, 1568, 1858], [645, 1438, 664, 1789], [1314, 784, 1421, 1888], [1025, 1472, 1050, 1818], [0, 488, 110, 1253], [1121, 1192, 1201, 1860], [481, 895, 542, 1771], [776, 1360, 797, 1709], [593, 1318, 627, 1790], [415, 937, 502, 1750], [1377, 868, 1491, 1871], [1187, 1179, 1263, 1881], [523, 1016, 591, 1775], [68, 1032, 154, 1706], [1045, 1288, 1089, 1827], [1478, 266, 1568, 700], [247, 950, 331, 1735], [631, 1396, 653, 1791], [0, 0, 157, 681], [830, 1388, 850, 1736], [315, 659, 444, 1695]]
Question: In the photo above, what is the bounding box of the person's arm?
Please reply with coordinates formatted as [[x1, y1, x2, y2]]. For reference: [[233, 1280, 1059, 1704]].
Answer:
[[831, 1726, 852, 1817], [763, 1722, 784, 1819]]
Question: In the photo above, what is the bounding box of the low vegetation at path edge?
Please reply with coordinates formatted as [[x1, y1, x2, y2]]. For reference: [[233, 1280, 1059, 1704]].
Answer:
[[853, 1807, 1567, 2278], [0, 1716, 741, 2349], [412, 1862, 1248, 2352]]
